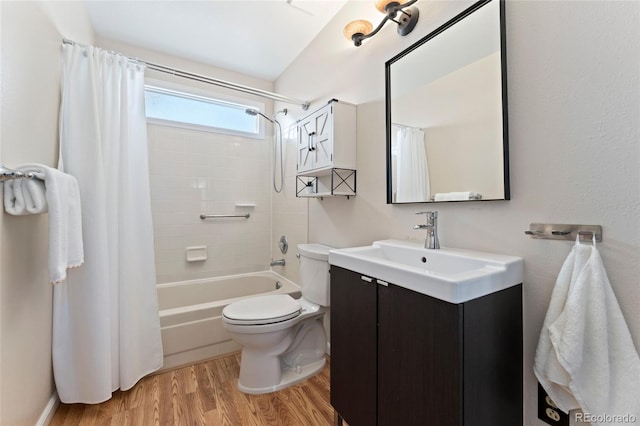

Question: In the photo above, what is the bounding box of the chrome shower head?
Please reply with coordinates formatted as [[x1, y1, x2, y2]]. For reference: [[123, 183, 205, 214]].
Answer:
[[245, 109, 275, 124]]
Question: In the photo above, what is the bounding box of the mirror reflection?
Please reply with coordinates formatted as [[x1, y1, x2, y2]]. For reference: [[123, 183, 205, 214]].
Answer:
[[386, 0, 509, 203]]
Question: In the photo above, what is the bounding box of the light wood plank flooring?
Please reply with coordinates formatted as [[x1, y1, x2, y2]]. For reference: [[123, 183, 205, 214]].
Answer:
[[50, 353, 333, 426]]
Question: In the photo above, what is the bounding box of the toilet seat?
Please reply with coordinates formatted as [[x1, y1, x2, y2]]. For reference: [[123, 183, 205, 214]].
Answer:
[[223, 294, 301, 325]]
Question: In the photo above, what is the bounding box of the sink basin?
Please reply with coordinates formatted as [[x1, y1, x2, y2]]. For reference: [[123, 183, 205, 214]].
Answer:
[[328, 240, 523, 303]]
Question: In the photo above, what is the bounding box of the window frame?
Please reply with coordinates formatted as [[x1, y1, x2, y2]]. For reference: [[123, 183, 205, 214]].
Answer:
[[144, 78, 266, 139]]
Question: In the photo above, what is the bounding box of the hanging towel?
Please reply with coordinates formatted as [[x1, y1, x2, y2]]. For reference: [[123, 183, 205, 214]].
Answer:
[[534, 241, 590, 411], [38, 165, 84, 284], [5, 164, 84, 283], [535, 239, 640, 422]]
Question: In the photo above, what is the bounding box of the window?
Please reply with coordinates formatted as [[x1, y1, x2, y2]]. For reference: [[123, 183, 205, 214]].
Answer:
[[144, 83, 264, 138]]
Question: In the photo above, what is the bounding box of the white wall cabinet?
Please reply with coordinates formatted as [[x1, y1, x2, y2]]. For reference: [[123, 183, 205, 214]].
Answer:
[[296, 100, 357, 199], [297, 99, 356, 176]]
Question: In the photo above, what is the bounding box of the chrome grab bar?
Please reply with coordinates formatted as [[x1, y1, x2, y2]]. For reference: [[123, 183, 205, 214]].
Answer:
[[200, 213, 250, 220]]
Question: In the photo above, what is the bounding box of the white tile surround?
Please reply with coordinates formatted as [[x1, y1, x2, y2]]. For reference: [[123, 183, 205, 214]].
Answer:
[[148, 123, 272, 283], [270, 122, 309, 285]]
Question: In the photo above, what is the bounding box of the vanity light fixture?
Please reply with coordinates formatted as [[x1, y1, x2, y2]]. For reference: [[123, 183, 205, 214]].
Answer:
[[343, 0, 419, 47]]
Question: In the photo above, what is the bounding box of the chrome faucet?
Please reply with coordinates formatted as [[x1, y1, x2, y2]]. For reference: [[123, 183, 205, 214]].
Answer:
[[270, 258, 286, 267], [414, 211, 440, 249]]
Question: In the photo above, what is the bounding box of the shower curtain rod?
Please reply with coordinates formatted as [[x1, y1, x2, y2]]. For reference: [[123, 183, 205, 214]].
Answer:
[[62, 38, 310, 110]]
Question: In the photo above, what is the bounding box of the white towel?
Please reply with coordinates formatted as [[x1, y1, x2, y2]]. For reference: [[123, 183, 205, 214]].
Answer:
[[535, 240, 640, 422], [434, 191, 479, 201], [4, 168, 49, 215], [39, 165, 84, 284], [4, 164, 84, 284], [3, 179, 29, 215], [22, 177, 48, 214], [534, 242, 589, 411]]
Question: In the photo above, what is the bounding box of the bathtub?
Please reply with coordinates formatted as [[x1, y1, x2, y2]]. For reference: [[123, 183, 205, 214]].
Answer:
[[157, 271, 301, 371]]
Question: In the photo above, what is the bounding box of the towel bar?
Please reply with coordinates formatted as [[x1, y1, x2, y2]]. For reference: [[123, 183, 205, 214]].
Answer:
[[200, 213, 250, 220], [525, 223, 602, 242], [0, 164, 37, 181]]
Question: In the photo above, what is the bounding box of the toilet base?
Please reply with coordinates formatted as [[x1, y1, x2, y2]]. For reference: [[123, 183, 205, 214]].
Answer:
[[237, 357, 326, 395]]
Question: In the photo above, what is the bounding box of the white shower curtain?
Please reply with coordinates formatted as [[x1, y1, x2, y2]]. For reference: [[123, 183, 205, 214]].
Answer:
[[395, 126, 430, 202], [54, 43, 163, 403]]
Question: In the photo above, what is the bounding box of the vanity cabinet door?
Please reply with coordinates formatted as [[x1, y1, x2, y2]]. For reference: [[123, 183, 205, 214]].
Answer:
[[330, 266, 377, 426], [378, 283, 463, 426]]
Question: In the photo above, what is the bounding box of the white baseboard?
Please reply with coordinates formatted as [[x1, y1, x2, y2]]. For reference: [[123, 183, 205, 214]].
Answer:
[[36, 392, 59, 426]]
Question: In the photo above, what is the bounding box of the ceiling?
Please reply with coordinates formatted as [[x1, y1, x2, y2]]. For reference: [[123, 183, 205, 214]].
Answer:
[[84, 0, 349, 82]]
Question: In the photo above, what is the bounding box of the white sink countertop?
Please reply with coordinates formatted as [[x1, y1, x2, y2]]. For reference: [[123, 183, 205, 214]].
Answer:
[[328, 239, 523, 304]]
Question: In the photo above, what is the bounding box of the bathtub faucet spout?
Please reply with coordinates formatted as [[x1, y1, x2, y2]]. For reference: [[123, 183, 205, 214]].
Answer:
[[270, 258, 286, 267]]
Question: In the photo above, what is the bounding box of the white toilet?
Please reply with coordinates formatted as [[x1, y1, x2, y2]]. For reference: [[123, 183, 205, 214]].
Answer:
[[222, 243, 332, 394]]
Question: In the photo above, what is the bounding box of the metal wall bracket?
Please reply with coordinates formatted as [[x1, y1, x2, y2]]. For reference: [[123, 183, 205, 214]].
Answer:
[[525, 223, 602, 243]]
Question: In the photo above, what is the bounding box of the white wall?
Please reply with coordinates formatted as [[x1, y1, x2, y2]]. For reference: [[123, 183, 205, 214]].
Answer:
[[276, 1, 640, 424], [0, 2, 94, 424]]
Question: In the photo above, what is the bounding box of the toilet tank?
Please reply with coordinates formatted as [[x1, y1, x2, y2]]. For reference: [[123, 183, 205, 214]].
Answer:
[[298, 243, 333, 307]]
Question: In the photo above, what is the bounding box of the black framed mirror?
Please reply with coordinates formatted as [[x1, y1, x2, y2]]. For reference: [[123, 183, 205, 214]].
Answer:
[[385, 0, 509, 204]]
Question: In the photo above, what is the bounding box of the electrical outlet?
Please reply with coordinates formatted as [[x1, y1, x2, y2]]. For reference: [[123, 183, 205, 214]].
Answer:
[[538, 383, 570, 426]]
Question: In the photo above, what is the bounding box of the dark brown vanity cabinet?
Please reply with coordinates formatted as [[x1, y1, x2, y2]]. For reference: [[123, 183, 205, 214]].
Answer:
[[330, 266, 522, 426]]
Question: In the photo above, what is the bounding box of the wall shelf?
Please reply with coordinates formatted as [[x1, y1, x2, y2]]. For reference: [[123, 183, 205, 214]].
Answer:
[[296, 168, 356, 200]]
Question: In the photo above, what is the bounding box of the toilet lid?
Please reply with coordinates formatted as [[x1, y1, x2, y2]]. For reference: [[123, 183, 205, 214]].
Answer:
[[223, 294, 301, 325]]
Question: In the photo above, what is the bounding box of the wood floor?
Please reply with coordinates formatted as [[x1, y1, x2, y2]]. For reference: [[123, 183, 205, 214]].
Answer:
[[50, 353, 334, 426]]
